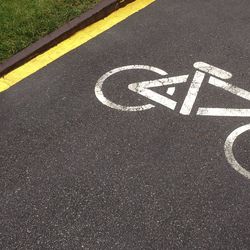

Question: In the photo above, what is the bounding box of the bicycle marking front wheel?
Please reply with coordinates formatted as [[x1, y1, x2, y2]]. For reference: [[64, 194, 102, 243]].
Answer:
[[95, 65, 168, 112], [224, 124, 250, 179]]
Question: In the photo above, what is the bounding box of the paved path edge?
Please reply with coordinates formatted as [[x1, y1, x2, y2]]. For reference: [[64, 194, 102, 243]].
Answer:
[[0, 0, 135, 77]]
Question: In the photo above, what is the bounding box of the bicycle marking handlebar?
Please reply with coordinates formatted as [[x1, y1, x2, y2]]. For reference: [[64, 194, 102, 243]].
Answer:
[[194, 62, 232, 80]]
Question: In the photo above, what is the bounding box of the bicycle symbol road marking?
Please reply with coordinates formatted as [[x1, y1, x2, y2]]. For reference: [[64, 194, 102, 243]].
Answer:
[[95, 62, 250, 180]]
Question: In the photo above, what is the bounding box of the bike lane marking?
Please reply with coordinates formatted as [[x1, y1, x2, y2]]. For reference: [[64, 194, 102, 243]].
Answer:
[[0, 0, 155, 93], [95, 62, 250, 179]]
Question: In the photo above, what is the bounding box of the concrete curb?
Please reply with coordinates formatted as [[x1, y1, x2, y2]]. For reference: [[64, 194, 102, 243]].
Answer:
[[0, 0, 134, 77]]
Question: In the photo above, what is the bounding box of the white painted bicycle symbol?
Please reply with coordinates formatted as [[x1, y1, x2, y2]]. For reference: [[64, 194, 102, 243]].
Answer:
[[95, 62, 250, 179]]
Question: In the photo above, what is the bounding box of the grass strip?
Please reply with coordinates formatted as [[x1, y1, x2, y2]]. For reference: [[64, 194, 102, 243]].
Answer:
[[0, 0, 99, 63]]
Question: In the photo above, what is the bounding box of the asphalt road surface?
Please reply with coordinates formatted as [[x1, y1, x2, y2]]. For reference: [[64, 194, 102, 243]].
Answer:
[[1, 0, 250, 249]]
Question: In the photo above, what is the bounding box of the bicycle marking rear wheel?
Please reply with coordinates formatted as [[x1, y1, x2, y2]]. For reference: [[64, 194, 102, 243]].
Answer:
[[95, 65, 167, 111]]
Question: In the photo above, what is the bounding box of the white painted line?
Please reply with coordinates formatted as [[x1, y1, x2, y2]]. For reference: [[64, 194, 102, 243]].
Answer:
[[95, 65, 167, 111], [224, 124, 250, 179], [194, 62, 232, 79], [167, 87, 175, 96], [129, 86, 177, 110], [128, 75, 189, 89], [197, 108, 250, 117], [180, 71, 205, 115], [209, 77, 250, 101], [128, 75, 188, 110]]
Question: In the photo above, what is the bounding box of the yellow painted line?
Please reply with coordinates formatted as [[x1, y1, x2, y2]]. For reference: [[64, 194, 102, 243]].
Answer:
[[0, 0, 155, 92]]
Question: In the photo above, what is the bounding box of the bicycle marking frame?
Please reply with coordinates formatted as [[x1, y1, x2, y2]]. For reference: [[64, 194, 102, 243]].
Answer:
[[127, 62, 250, 116], [95, 62, 250, 179]]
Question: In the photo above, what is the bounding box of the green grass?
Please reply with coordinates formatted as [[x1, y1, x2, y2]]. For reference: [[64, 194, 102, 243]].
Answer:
[[0, 0, 99, 63]]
